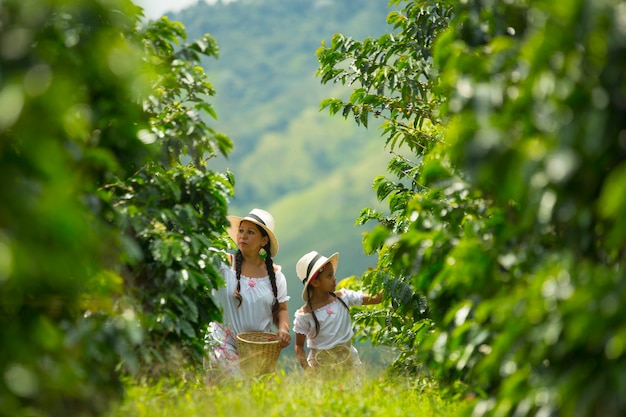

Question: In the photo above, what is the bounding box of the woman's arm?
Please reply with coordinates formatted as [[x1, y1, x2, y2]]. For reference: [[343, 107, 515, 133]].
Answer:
[[275, 301, 291, 349], [294, 333, 311, 370]]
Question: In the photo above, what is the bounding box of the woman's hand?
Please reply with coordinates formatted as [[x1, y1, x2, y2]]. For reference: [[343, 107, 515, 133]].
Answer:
[[277, 328, 291, 349], [274, 302, 291, 349]]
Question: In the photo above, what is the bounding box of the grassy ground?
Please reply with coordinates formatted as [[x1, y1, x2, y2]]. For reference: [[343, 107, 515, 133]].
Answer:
[[107, 361, 472, 417]]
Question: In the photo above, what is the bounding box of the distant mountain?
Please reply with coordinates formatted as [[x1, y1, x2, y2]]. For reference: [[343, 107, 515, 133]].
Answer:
[[168, 0, 398, 295]]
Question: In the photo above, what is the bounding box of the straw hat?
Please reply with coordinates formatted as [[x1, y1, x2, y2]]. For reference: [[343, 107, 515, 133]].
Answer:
[[296, 251, 339, 302], [227, 208, 279, 257]]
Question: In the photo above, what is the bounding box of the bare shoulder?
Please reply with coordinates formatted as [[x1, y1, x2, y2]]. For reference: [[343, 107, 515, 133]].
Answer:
[[297, 304, 312, 314]]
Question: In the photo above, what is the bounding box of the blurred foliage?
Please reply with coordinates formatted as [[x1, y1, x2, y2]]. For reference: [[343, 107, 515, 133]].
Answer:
[[318, 0, 626, 416], [0, 0, 149, 415], [1, 0, 233, 416]]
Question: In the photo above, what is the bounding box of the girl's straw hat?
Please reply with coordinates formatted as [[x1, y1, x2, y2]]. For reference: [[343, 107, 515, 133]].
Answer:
[[296, 251, 339, 302], [227, 208, 279, 257]]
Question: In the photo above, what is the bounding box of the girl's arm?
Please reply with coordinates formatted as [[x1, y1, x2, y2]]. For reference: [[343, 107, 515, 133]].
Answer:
[[294, 333, 311, 370], [275, 301, 291, 349], [362, 290, 384, 305]]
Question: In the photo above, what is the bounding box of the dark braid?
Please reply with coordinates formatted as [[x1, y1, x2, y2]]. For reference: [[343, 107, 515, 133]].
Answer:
[[332, 292, 350, 311], [307, 287, 321, 337], [265, 245, 280, 324], [234, 250, 243, 307]]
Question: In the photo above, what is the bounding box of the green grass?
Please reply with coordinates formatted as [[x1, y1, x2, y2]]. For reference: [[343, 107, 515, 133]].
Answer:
[[107, 366, 471, 417]]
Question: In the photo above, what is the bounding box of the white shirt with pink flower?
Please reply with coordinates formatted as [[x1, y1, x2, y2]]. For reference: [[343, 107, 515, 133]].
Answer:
[[293, 289, 363, 366]]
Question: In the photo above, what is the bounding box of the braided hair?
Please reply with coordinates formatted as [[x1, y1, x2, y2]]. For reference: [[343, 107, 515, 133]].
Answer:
[[233, 224, 279, 320]]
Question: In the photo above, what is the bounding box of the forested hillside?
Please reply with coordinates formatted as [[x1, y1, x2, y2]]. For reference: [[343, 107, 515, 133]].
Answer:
[[167, 0, 398, 289]]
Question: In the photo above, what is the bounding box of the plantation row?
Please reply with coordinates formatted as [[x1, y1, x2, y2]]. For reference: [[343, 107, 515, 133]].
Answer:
[[1, 1, 625, 417]]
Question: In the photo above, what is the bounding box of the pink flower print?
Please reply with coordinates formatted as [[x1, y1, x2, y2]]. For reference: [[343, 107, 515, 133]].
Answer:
[[326, 306, 335, 316], [248, 279, 256, 288]]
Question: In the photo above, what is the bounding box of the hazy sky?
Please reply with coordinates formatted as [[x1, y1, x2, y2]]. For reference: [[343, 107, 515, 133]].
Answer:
[[134, 0, 210, 19]]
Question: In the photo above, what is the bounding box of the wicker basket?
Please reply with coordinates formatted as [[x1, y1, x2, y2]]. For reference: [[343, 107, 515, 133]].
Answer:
[[315, 345, 352, 370], [236, 331, 280, 377]]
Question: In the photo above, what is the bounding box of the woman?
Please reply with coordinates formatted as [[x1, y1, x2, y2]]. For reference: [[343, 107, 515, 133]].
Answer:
[[206, 208, 291, 376]]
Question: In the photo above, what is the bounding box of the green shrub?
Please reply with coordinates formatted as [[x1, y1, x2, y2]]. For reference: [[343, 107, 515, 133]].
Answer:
[[317, 0, 626, 415], [0, 1, 233, 415]]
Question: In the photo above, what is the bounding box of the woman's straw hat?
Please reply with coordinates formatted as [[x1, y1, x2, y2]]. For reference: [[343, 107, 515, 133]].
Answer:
[[227, 208, 279, 257]]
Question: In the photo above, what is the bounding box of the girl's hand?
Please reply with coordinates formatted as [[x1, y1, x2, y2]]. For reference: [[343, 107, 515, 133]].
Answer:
[[363, 289, 384, 305]]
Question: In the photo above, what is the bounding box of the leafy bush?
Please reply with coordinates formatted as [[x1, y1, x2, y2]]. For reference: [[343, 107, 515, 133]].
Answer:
[[110, 15, 234, 374], [0, 0, 233, 415], [317, 0, 626, 415]]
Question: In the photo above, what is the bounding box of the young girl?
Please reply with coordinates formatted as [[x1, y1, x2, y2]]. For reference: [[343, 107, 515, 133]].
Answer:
[[293, 251, 383, 371]]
